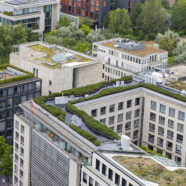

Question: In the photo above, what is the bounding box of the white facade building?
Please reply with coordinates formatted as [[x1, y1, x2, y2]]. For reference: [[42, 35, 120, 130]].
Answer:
[[0, 0, 59, 37], [10, 42, 102, 95], [92, 38, 168, 81]]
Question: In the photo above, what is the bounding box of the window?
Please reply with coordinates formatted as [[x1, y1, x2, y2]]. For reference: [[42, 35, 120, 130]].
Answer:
[[100, 107, 106, 115], [148, 134, 154, 143], [169, 107, 175, 117], [15, 121, 19, 130], [100, 118, 106, 125], [159, 116, 165, 125], [149, 123, 155, 132], [150, 112, 156, 121], [126, 111, 132, 120], [0, 111, 5, 120], [160, 104, 166, 114], [21, 136, 24, 145], [15, 132, 19, 141], [166, 141, 173, 150], [109, 104, 115, 113], [175, 156, 181, 164], [102, 164, 106, 176], [134, 109, 140, 117], [117, 113, 123, 122], [118, 102, 123, 110], [21, 125, 24, 134], [14, 176, 18, 184], [0, 101, 5, 109], [177, 123, 184, 132], [167, 130, 174, 139], [91, 109, 97, 117], [95, 181, 100, 186], [125, 121, 131, 130], [151, 101, 156, 110], [133, 130, 138, 139], [49, 80, 52, 85], [115, 173, 120, 185], [20, 147, 24, 156], [15, 154, 18, 163], [176, 145, 182, 154], [127, 100, 132, 108], [178, 111, 185, 121], [20, 169, 23, 179], [20, 158, 24, 168], [135, 97, 140, 106], [83, 172, 87, 183], [122, 178, 126, 186], [158, 126, 164, 136], [117, 124, 122, 133], [134, 119, 139, 128], [96, 159, 100, 171], [157, 137, 163, 147], [109, 116, 114, 125], [14, 164, 18, 174], [15, 143, 19, 152], [108, 169, 113, 181], [166, 152, 172, 159], [168, 119, 174, 129], [177, 134, 183, 143]]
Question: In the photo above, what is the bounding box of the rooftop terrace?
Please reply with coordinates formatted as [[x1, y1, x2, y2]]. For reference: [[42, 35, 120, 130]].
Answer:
[[101, 41, 165, 57], [113, 156, 186, 186], [29, 44, 93, 69]]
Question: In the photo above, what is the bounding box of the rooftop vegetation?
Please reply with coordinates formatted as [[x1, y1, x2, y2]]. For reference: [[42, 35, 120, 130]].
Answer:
[[113, 156, 186, 186], [0, 64, 34, 86]]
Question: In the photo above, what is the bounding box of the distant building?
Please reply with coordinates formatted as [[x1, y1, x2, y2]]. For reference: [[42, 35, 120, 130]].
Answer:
[[0, 65, 41, 143], [93, 38, 168, 81], [10, 42, 102, 95], [0, 0, 59, 37], [13, 78, 186, 186]]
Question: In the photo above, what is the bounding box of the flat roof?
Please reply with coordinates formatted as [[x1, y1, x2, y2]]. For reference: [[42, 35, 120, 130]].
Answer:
[[113, 155, 186, 186], [101, 41, 166, 57], [28, 44, 95, 69]]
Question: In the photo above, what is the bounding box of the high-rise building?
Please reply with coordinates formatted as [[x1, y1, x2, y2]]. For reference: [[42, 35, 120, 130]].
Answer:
[[13, 77, 186, 186], [0, 64, 41, 143], [0, 0, 59, 37], [10, 42, 103, 95]]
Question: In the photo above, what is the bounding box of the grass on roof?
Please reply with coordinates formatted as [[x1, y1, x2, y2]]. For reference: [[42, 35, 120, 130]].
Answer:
[[113, 156, 186, 186], [168, 81, 186, 91]]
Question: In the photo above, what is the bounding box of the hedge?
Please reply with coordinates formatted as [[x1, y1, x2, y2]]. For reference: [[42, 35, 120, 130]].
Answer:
[[69, 125, 101, 146], [66, 102, 120, 140], [0, 64, 34, 86], [62, 76, 132, 96]]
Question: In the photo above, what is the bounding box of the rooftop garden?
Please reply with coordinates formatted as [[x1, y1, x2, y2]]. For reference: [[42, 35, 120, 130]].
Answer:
[[113, 156, 186, 186], [168, 80, 186, 91], [30, 44, 92, 69], [0, 64, 34, 86]]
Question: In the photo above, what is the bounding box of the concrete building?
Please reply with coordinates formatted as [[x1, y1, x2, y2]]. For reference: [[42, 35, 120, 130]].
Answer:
[[92, 38, 168, 81], [10, 42, 102, 95], [0, 0, 59, 36], [0, 65, 41, 143], [12, 78, 186, 186]]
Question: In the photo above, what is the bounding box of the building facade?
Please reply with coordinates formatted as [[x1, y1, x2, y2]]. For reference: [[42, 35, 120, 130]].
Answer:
[[10, 42, 102, 95], [92, 38, 168, 81], [0, 65, 41, 143], [0, 0, 59, 37]]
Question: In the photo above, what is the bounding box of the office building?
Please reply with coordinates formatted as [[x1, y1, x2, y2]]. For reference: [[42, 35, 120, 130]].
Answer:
[[0, 65, 41, 143], [10, 42, 102, 95], [13, 77, 186, 186], [0, 0, 59, 36], [93, 38, 168, 81]]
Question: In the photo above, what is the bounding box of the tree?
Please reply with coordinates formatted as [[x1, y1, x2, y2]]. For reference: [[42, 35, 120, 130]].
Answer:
[[159, 37, 174, 56], [174, 42, 186, 63], [86, 29, 105, 43], [80, 24, 91, 36], [103, 13, 110, 28], [73, 41, 91, 53], [80, 17, 93, 27], [171, 0, 186, 35], [26, 28, 40, 42], [0, 136, 6, 158], [140, 0, 169, 39], [56, 16, 71, 29], [11, 24, 27, 45], [108, 8, 131, 36], [162, 0, 170, 9]]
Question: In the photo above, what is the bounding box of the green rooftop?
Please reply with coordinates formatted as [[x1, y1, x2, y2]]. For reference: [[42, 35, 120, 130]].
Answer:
[[30, 44, 92, 69], [113, 156, 186, 186]]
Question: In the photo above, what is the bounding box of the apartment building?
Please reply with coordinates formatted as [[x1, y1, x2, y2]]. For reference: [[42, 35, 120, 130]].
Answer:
[[10, 42, 102, 95], [0, 0, 59, 36], [12, 79, 186, 186], [0, 65, 41, 143], [92, 38, 168, 81]]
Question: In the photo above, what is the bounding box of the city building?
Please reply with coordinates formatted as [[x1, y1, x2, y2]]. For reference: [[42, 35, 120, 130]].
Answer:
[[60, 0, 111, 26], [0, 65, 41, 143], [13, 77, 186, 186], [10, 42, 102, 95], [92, 38, 168, 81], [0, 0, 59, 37]]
